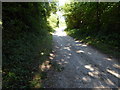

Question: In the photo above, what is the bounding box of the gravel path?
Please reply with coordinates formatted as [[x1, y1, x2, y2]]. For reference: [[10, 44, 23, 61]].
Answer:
[[44, 27, 120, 88]]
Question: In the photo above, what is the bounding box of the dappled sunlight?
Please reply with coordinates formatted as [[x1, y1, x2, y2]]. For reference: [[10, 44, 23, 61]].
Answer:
[[85, 65, 95, 71], [39, 60, 51, 71], [82, 44, 87, 47], [50, 53, 55, 57], [75, 40, 87, 46], [49, 56, 54, 60], [87, 52, 92, 55], [64, 61, 68, 64], [3, 1, 120, 88], [66, 56, 70, 59], [76, 43, 88, 47], [58, 62, 62, 65], [104, 57, 112, 61], [49, 52, 56, 60], [75, 40, 81, 43], [40, 52, 44, 55], [76, 50, 84, 53], [68, 53, 72, 55], [93, 81, 110, 88], [106, 69, 120, 78], [31, 73, 41, 88], [76, 43, 82, 46], [113, 64, 120, 69], [85, 65, 100, 79], [105, 78, 115, 86], [56, 58, 69, 66], [88, 71, 100, 78], [49, 21, 119, 88], [60, 59, 64, 62], [0, 21, 2, 25], [94, 84, 109, 88], [82, 76, 91, 82], [64, 46, 70, 51], [58, 61, 68, 65]]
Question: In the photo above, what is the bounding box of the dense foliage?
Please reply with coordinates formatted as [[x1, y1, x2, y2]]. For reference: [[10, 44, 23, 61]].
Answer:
[[2, 2, 54, 88], [63, 2, 120, 58]]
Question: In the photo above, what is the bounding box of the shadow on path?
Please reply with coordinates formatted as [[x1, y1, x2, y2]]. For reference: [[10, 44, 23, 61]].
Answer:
[[44, 27, 120, 88]]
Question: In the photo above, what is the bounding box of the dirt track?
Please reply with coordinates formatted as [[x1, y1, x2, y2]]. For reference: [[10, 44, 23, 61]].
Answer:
[[44, 27, 120, 88]]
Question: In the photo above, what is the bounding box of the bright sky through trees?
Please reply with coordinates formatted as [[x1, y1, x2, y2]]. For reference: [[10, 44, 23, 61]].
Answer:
[[53, 0, 67, 36], [58, 0, 66, 6]]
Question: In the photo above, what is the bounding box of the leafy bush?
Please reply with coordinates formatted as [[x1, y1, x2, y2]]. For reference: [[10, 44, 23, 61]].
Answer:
[[2, 2, 54, 88], [63, 2, 120, 58]]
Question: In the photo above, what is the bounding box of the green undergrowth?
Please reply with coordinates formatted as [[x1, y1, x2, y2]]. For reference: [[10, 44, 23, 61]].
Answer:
[[2, 2, 54, 88], [3, 32, 52, 88], [65, 29, 120, 61]]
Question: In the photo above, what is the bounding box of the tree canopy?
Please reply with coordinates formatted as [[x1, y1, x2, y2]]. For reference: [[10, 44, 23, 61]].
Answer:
[[62, 2, 120, 58]]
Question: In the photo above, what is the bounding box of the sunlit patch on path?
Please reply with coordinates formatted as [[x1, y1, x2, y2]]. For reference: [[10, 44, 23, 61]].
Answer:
[[53, 27, 67, 36]]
